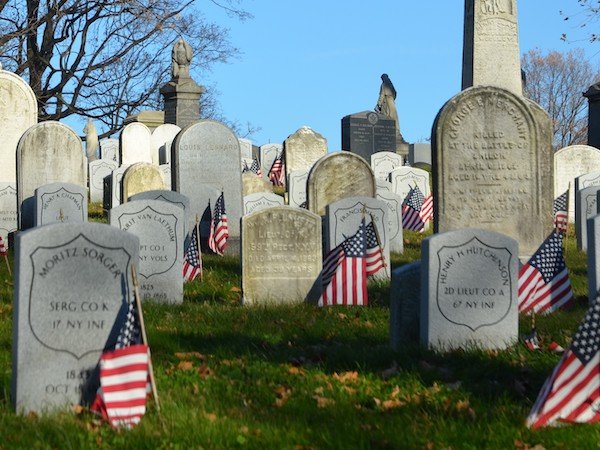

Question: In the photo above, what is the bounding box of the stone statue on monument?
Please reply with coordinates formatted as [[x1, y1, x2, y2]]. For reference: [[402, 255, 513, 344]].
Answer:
[[375, 73, 408, 155], [83, 118, 98, 161], [172, 38, 193, 79]]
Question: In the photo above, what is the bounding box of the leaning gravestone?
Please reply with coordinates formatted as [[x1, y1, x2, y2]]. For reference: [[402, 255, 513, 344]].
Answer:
[[242, 207, 322, 305], [34, 183, 87, 226], [260, 143, 283, 180], [89, 159, 118, 203], [110, 200, 184, 304], [554, 145, 600, 222], [0, 183, 17, 242], [243, 192, 284, 215], [17, 122, 86, 230], [172, 120, 243, 253], [307, 152, 376, 216], [0, 68, 37, 185], [119, 122, 152, 166], [151, 123, 180, 165], [389, 166, 430, 203], [341, 111, 397, 161], [12, 222, 139, 413], [390, 262, 421, 349], [371, 151, 404, 180], [242, 172, 273, 197], [288, 169, 309, 208], [421, 228, 518, 351], [284, 126, 327, 178], [376, 190, 404, 253], [121, 163, 165, 203], [100, 138, 119, 163], [325, 196, 390, 280], [575, 185, 600, 251]]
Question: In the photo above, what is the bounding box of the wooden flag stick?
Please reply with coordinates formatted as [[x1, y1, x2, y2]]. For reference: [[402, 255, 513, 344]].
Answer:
[[368, 212, 388, 276], [131, 265, 161, 413], [3, 251, 11, 277], [195, 214, 203, 281]]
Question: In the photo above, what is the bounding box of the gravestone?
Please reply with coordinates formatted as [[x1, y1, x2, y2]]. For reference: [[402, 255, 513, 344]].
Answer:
[[284, 126, 327, 178], [586, 214, 600, 305], [242, 207, 321, 305], [238, 138, 253, 159], [34, 183, 87, 226], [129, 190, 190, 236], [421, 228, 518, 351], [576, 171, 600, 194], [151, 123, 180, 165], [307, 152, 376, 216], [99, 138, 119, 163], [122, 163, 165, 203], [288, 169, 309, 208], [376, 190, 404, 253], [107, 165, 130, 209], [12, 222, 139, 413], [0, 183, 17, 242], [242, 172, 273, 196], [160, 164, 172, 190], [172, 120, 243, 253], [575, 185, 600, 251], [243, 192, 284, 215], [376, 179, 393, 195], [89, 159, 118, 203], [16, 122, 86, 230], [390, 262, 421, 349], [119, 122, 152, 166], [409, 143, 432, 166], [371, 151, 404, 180], [341, 111, 397, 161], [260, 143, 283, 180], [110, 200, 184, 304], [0, 69, 37, 185], [325, 196, 390, 280], [389, 166, 430, 202], [554, 145, 600, 221], [585, 84, 600, 149]]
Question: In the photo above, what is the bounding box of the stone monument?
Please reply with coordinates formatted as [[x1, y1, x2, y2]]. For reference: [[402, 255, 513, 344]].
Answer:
[[583, 83, 600, 150], [341, 111, 397, 161], [375, 74, 409, 156]]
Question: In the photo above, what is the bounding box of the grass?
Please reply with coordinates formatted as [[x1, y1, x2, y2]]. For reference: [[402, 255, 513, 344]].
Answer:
[[0, 218, 598, 449]]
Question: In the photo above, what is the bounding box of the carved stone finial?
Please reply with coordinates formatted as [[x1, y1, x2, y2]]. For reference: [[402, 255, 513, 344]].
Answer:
[[83, 118, 99, 161], [172, 38, 193, 79]]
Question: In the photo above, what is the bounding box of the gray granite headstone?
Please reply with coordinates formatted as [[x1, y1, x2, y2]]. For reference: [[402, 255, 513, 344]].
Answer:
[[129, 189, 190, 236], [242, 207, 321, 305], [34, 183, 87, 227], [109, 165, 130, 209], [119, 122, 152, 166], [288, 169, 309, 208], [586, 214, 600, 305], [325, 196, 390, 280], [576, 170, 600, 198], [341, 111, 397, 161], [409, 143, 431, 166], [243, 192, 284, 215], [17, 122, 87, 230], [376, 190, 404, 253], [238, 138, 253, 160], [172, 120, 243, 254], [421, 228, 518, 351], [390, 262, 421, 349], [260, 143, 283, 181], [389, 166, 430, 203], [12, 222, 139, 413], [0, 183, 17, 242], [89, 159, 118, 203], [576, 185, 600, 251], [110, 200, 184, 304], [371, 151, 404, 181], [99, 138, 119, 163]]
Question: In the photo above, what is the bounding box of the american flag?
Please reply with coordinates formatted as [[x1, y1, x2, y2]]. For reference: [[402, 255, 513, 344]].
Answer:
[[91, 300, 149, 429], [208, 192, 228, 255], [402, 185, 431, 232], [318, 218, 368, 307], [183, 224, 202, 282], [518, 231, 574, 315], [523, 328, 541, 351], [0, 235, 6, 256], [268, 153, 286, 187], [553, 190, 568, 234], [243, 158, 262, 177], [365, 220, 385, 277], [527, 299, 600, 428]]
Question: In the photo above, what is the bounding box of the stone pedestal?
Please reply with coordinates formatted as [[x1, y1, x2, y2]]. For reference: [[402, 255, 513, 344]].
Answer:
[[160, 77, 204, 129], [584, 84, 600, 149]]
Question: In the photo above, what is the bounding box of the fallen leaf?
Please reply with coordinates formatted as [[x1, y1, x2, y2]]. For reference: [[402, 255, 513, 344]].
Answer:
[[363, 320, 374, 328], [390, 386, 401, 398], [337, 313, 348, 320], [192, 383, 200, 395], [288, 366, 305, 376], [71, 404, 85, 415], [333, 371, 359, 383], [274, 385, 292, 407], [381, 399, 404, 410], [197, 365, 212, 379], [175, 352, 205, 360], [313, 395, 335, 408], [178, 361, 194, 371], [343, 386, 357, 395], [230, 286, 241, 293], [204, 412, 217, 422]]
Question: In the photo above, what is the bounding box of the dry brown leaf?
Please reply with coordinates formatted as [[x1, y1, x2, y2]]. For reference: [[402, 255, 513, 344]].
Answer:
[[192, 383, 200, 395], [175, 352, 205, 360], [314, 386, 325, 395], [455, 399, 470, 411], [313, 395, 335, 408], [288, 366, 305, 376], [343, 386, 357, 395], [197, 365, 212, 379], [204, 412, 217, 422], [363, 320, 374, 328], [390, 386, 401, 399], [71, 404, 85, 415], [337, 313, 348, 320], [230, 286, 241, 293], [381, 399, 404, 410], [333, 371, 359, 383], [274, 385, 292, 408], [178, 361, 194, 371]]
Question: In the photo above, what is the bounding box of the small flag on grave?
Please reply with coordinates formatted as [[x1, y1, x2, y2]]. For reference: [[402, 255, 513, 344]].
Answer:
[[518, 231, 574, 315], [365, 220, 385, 277], [183, 218, 202, 282], [243, 158, 262, 177], [0, 235, 6, 256], [553, 189, 568, 235], [526, 299, 600, 428], [268, 153, 286, 187], [402, 185, 432, 232], [208, 192, 229, 255]]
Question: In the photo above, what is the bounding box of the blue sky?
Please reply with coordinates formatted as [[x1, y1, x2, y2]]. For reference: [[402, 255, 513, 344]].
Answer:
[[200, 1, 599, 150]]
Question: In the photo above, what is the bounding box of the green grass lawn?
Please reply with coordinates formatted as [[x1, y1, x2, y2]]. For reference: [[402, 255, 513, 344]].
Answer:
[[0, 222, 598, 449]]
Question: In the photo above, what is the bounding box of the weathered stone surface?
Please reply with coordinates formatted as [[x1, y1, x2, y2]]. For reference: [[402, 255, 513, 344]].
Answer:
[[389, 166, 430, 203], [16, 122, 86, 230], [110, 199, 184, 304], [129, 189, 190, 236], [576, 185, 600, 251], [325, 196, 390, 280], [242, 207, 321, 305], [242, 172, 273, 197], [284, 126, 327, 178], [35, 183, 87, 226], [119, 122, 152, 166], [555, 145, 600, 221], [376, 179, 393, 195], [390, 262, 421, 349], [433, 86, 553, 258], [409, 143, 432, 166], [0, 183, 17, 242], [89, 159, 118, 203], [160, 164, 172, 190], [371, 151, 404, 180], [586, 214, 600, 305], [376, 190, 404, 253], [99, 139, 119, 163], [421, 228, 518, 351], [151, 124, 180, 165], [462, 0, 522, 96], [288, 169, 309, 208], [576, 171, 600, 194], [12, 222, 139, 413], [0, 69, 37, 184], [238, 138, 253, 159], [243, 192, 284, 215], [107, 165, 130, 210], [307, 152, 376, 216], [172, 120, 243, 253], [260, 143, 283, 180], [341, 111, 397, 161], [122, 163, 165, 203]]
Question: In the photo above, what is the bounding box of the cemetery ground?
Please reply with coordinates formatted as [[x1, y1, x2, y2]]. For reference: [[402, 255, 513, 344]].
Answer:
[[0, 209, 598, 449]]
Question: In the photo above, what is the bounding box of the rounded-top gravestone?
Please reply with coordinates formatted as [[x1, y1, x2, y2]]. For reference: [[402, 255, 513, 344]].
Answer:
[[151, 123, 181, 165], [284, 126, 327, 178], [122, 163, 165, 203], [120, 122, 152, 165]]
